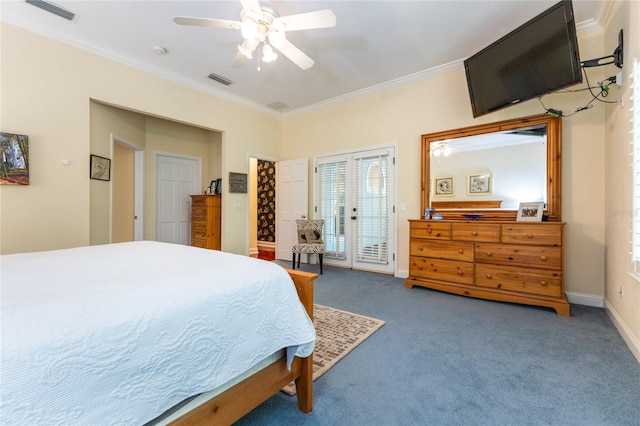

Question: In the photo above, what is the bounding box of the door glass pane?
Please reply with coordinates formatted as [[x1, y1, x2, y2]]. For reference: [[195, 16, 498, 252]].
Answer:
[[317, 160, 347, 259], [354, 153, 389, 264]]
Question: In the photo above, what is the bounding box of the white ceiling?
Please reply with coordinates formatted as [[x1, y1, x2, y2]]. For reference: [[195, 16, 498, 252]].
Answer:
[[1, 0, 605, 116]]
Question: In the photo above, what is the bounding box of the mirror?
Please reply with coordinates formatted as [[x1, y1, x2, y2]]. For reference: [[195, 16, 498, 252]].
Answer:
[[421, 114, 561, 221]]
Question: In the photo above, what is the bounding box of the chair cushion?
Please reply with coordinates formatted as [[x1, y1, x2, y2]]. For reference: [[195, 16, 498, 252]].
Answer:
[[292, 243, 325, 254]]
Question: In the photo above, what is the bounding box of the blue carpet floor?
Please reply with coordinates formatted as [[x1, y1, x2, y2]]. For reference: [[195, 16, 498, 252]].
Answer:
[[235, 262, 640, 426]]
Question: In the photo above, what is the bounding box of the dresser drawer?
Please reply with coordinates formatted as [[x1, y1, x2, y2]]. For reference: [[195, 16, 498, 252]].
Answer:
[[409, 256, 474, 285], [191, 196, 209, 206], [409, 221, 451, 240], [475, 264, 561, 297], [192, 207, 208, 216], [191, 238, 207, 248], [191, 221, 207, 231], [452, 223, 500, 242], [191, 230, 207, 240], [410, 240, 474, 262], [475, 243, 562, 269], [501, 224, 563, 246]]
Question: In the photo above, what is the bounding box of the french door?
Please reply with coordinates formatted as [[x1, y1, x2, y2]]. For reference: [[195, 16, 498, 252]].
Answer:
[[315, 146, 395, 274]]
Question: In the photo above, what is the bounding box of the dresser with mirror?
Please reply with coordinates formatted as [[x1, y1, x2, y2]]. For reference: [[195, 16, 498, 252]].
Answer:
[[406, 114, 569, 316]]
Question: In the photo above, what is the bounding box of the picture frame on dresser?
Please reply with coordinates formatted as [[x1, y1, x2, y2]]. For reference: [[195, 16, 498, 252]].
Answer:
[[517, 202, 544, 222], [434, 176, 454, 196], [467, 172, 491, 195]]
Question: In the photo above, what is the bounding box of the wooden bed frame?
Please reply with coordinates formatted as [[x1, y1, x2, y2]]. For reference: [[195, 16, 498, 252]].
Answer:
[[169, 269, 318, 425]]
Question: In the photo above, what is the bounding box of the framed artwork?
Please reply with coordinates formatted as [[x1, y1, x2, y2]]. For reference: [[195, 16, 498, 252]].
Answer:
[[467, 173, 491, 195], [517, 201, 545, 221], [434, 176, 454, 196], [0, 132, 29, 185], [228, 172, 247, 193], [90, 154, 111, 181]]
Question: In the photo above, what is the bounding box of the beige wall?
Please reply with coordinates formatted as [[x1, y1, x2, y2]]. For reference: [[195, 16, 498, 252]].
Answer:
[[1, 22, 282, 255], [603, 0, 640, 361]]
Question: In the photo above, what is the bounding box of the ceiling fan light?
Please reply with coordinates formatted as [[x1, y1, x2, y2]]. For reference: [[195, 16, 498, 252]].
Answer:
[[241, 19, 258, 40], [262, 44, 278, 63], [237, 38, 258, 59]]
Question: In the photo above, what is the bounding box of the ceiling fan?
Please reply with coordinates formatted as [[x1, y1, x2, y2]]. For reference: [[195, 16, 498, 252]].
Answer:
[[173, 0, 336, 70]]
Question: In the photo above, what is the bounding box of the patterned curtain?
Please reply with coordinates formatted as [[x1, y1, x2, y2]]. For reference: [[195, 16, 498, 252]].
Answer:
[[257, 160, 276, 242]]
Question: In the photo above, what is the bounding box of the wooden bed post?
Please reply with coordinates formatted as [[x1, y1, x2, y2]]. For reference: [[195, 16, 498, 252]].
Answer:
[[286, 269, 317, 413]]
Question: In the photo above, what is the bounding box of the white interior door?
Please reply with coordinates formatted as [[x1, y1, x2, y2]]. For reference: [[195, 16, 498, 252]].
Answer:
[[276, 158, 309, 261], [156, 154, 200, 245], [315, 147, 395, 274]]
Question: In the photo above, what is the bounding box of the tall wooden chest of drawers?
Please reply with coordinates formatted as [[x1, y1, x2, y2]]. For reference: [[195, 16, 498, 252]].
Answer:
[[190, 195, 221, 250], [406, 220, 569, 316]]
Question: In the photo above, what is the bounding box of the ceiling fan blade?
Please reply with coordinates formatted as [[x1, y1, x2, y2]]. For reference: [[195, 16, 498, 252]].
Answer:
[[173, 16, 241, 30], [231, 51, 248, 69], [274, 39, 315, 70], [275, 9, 336, 32]]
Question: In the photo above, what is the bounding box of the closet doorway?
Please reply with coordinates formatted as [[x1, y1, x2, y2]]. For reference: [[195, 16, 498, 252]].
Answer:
[[249, 156, 308, 262]]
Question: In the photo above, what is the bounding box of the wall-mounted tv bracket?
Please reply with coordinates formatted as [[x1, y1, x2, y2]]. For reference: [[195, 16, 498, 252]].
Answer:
[[581, 29, 623, 69]]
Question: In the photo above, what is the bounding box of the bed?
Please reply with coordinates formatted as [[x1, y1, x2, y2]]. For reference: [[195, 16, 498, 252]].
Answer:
[[0, 241, 317, 425]]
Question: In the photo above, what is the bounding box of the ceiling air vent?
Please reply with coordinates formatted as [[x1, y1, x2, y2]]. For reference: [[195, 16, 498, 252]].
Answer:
[[26, 0, 76, 21], [207, 73, 233, 86], [266, 101, 288, 111]]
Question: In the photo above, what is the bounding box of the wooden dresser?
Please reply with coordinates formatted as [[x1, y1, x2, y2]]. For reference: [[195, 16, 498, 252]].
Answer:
[[406, 220, 569, 316], [190, 195, 221, 250]]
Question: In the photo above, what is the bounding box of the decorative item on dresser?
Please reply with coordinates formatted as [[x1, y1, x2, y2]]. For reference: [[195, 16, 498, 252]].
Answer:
[[190, 194, 221, 250], [406, 220, 569, 316]]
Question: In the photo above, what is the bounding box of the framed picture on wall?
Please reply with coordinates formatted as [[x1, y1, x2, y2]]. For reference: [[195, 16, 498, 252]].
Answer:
[[467, 172, 491, 195], [517, 201, 545, 221], [434, 176, 454, 196], [90, 154, 111, 181]]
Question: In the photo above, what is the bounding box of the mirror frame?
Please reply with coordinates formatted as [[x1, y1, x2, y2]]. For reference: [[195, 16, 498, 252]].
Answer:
[[421, 113, 562, 221]]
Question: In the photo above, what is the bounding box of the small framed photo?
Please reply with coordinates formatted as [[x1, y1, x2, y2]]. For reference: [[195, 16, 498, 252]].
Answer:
[[434, 176, 454, 196], [517, 202, 545, 222], [467, 173, 491, 195], [90, 154, 111, 181]]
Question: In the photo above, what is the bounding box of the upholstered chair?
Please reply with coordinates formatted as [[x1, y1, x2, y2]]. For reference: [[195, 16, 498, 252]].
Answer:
[[291, 219, 325, 274]]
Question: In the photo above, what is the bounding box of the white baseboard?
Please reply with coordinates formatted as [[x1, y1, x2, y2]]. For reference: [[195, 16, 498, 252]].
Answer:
[[249, 247, 259, 258], [395, 269, 409, 279], [604, 300, 640, 364], [565, 291, 604, 308]]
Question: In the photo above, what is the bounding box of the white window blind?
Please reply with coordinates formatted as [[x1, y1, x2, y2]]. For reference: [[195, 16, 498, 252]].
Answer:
[[631, 59, 640, 275], [316, 158, 347, 259], [353, 152, 389, 264]]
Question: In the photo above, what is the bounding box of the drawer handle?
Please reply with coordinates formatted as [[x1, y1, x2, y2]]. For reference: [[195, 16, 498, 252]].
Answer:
[[457, 269, 464, 276], [540, 255, 547, 261], [485, 251, 492, 256], [472, 231, 478, 236], [458, 249, 464, 254], [485, 273, 492, 279], [418, 246, 424, 251], [427, 229, 432, 234], [540, 280, 548, 286], [527, 233, 534, 238]]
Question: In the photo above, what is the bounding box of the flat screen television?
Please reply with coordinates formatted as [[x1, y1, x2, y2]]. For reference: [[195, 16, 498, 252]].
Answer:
[[464, 0, 582, 118]]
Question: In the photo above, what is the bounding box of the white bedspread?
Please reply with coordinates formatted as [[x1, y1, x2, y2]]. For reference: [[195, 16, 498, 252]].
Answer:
[[0, 241, 315, 425]]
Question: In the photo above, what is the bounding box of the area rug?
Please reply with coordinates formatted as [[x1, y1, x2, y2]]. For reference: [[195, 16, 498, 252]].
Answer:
[[282, 304, 385, 395]]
